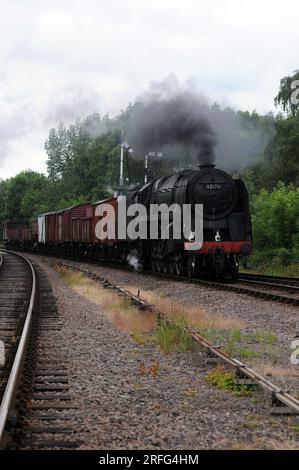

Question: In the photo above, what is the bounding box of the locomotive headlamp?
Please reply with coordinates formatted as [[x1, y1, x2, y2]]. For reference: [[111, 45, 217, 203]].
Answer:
[[215, 230, 221, 242], [188, 231, 195, 241]]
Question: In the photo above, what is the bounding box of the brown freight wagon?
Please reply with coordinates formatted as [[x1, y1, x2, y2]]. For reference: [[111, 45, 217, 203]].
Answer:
[[39, 204, 92, 244], [3, 222, 22, 241], [91, 197, 118, 244], [70, 204, 93, 243]]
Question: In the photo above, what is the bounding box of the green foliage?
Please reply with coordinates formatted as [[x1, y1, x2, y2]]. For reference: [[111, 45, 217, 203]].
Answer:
[[205, 367, 253, 395], [2, 171, 48, 222], [251, 329, 277, 346], [153, 319, 196, 354], [197, 326, 277, 359], [44, 115, 146, 203], [242, 114, 299, 191], [247, 183, 299, 270]]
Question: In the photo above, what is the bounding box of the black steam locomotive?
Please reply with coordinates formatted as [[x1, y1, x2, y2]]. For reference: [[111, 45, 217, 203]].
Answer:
[[127, 163, 252, 278]]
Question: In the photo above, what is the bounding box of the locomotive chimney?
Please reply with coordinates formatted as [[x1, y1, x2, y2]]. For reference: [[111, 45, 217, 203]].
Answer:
[[198, 163, 216, 170]]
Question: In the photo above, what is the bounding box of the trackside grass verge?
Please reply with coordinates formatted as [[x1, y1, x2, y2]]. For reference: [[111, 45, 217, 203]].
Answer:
[[54, 264, 280, 364], [130, 288, 278, 360], [54, 265, 157, 334]]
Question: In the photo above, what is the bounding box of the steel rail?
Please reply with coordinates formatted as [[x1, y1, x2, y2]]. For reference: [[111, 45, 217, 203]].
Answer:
[[148, 270, 299, 306], [239, 272, 299, 286], [237, 278, 299, 294], [0, 250, 36, 447], [66, 263, 299, 415]]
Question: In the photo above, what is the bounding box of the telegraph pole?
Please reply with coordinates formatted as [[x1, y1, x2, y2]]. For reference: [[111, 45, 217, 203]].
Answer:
[[144, 154, 148, 183], [119, 130, 124, 189], [144, 151, 163, 183], [119, 132, 133, 194]]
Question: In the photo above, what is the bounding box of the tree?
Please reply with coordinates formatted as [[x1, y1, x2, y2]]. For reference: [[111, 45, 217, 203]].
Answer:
[[251, 183, 299, 266], [274, 69, 299, 116], [4, 171, 48, 222], [45, 123, 69, 181]]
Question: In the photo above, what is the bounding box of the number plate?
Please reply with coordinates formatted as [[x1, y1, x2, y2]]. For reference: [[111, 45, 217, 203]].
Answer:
[[206, 184, 221, 190]]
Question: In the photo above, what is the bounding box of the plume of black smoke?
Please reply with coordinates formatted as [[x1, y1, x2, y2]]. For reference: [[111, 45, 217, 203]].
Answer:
[[209, 105, 274, 172], [123, 76, 273, 171], [124, 89, 217, 164]]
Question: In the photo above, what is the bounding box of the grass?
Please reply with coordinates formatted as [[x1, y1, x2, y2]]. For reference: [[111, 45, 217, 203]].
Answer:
[[291, 423, 299, 434], [153, 318, 197, 354], [253, 329, 277, 345], [130, 288, 244, 331], [196, 326, 277, 359], [55, 265, 157, 334], [230, 438, 299, 450], [131, 331, 152, 345], [205, 367, 253, 396]]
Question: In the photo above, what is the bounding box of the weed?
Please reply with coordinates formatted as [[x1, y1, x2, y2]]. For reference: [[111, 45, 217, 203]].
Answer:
[[253, 329, 277, 345], [230, 328, 242, 342], [291, 423, 299, 434], [131, 331, 153, 345], [137, 360, 160, 377], [206, 367, 253, 396], [153, 319, 196, 354], [182, 388, 197, 398], [231, 437, 299, 450], [236, 348, 261, 359], [149, 360, 160, 377]]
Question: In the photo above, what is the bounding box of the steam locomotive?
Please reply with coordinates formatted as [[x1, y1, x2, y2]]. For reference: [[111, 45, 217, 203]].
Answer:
[[4, 163, 252, 279]]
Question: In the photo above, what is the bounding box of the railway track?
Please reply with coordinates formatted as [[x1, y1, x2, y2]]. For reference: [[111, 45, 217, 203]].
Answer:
[[9, 246, 299, 306], [239, 272, 299, 287], [60, 262, 299, 416], [189, 275, 299, 306], [0, 249, 36, 446], [0, 250, 80, 449], [144, 268, 299, 306]]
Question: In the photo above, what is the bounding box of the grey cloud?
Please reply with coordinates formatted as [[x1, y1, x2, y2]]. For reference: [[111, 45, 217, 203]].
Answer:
[[0, 101, 35, 165], [43, 85, 104, 127]]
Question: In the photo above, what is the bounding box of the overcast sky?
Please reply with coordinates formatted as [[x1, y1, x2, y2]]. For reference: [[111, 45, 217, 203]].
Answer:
[[0, 0, 298, 179]]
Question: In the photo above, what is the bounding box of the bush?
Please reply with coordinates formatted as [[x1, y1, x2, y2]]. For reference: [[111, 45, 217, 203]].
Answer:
[[250, 183, 299, 270]]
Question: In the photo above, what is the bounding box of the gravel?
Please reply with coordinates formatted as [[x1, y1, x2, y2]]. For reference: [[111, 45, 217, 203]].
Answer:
[[27, 255, 299, 449]]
